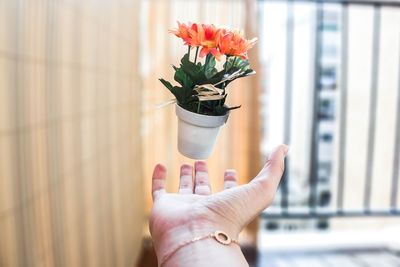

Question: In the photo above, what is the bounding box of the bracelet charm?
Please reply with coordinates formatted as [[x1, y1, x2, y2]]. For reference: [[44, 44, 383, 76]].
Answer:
[[214, 230, 232, 245]]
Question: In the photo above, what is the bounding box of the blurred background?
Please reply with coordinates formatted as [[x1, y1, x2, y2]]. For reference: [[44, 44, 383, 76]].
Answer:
[[0, 0, 400, 266]]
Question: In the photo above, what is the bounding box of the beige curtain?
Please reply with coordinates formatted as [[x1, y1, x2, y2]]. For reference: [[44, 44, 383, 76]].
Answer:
[[0, 0, 143, 266], [141, 0, 262, 242]]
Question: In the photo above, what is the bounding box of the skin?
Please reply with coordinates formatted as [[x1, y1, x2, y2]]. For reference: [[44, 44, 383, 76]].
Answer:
[[150, 144, 289, 267]]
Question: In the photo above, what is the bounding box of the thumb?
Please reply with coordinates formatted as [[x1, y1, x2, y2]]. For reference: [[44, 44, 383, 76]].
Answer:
[[247, 145, 289, 217], [253, 144, 288, 185], [209, 145, 288, 230], [250, 144, 289, 206], [220, 145, 289, 226]]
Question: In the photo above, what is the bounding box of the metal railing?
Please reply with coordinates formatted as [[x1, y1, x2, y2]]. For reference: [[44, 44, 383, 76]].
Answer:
[[261, 0, 400, 219]]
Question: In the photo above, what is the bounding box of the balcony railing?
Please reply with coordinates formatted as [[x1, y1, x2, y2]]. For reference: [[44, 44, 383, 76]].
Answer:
[[260, 0, 400, 219]]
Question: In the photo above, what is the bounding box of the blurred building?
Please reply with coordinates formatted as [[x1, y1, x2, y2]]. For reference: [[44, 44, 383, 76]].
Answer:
[[259, 1, 400, 233]]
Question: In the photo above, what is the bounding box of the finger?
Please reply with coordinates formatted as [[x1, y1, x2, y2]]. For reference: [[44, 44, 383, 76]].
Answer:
[[224, 169, 238, 190], [152, 164, 167, 201], [194, 161, 211, 195], [178, 164, 194, 194], [222, 145, 288, 218], [249, 145, 289, 209], [252, 144, 289, 191]]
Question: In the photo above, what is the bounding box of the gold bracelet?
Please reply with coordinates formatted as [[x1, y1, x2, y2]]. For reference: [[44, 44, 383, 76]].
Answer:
[[159, 230, 239, 267]]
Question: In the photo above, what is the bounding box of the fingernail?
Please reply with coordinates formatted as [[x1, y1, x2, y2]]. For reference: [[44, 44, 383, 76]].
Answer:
[[180, 164, 192, 175], [282, 144, 289, 156], [155, 163, 166, 171], [195, 161, 207, 171]]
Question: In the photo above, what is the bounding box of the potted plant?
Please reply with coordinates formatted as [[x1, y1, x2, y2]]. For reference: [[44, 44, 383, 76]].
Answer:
[[160, 22, 257, 159]]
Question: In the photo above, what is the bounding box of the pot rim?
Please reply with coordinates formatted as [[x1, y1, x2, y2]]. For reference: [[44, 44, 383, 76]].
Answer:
[[175, 104, 229, 128]]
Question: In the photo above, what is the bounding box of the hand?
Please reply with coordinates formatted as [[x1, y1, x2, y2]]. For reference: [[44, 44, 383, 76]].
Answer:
[[149, 145, 288, 267]]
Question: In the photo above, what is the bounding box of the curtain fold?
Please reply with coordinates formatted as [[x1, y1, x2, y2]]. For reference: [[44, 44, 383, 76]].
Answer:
[[0, 1, 144, 266]]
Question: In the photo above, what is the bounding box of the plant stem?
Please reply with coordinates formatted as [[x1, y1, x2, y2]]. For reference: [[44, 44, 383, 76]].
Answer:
[[231, 56, 237, 69], [188, 46, 191, 59], [224, 55, 231, 75], [217, 56, 231, 107], [218, 85, 225, 107], [197, 101, 201, 114], [225, 55, 230, 70], [194, 47, 199, 64]]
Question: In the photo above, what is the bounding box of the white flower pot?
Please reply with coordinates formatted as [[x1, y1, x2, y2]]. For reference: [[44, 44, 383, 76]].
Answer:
[[175, 104, 229, 159]]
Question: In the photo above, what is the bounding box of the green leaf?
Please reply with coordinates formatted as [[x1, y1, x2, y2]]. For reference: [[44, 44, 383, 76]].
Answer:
[[159, 78, 174, 91], [202, 54, 218, 79], [159, 78, 184, 102], [180, 54, 208, 85], [207, 69, 227, 85], [171, 86, 184, 102], [174, 67, 194, 88], [223, 69, 255, 88], [224, 56, 250, 72], [213, 105, 229, 116], [226, 105, 242, 110]]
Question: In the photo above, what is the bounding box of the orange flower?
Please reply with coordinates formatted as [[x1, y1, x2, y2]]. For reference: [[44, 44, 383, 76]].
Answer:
[[170, 22, 204, 47], [218, 29, 257, 59], [186, 23, 201, 47], [169, 22, 193, 46], [196, 24, 222, 60], [170, 22, 223, 60]]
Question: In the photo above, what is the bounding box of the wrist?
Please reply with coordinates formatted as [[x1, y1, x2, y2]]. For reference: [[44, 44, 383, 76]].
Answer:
[[152, 220, 221, 261], [163, 235, 247, 267], [152, 220, 243, 267]]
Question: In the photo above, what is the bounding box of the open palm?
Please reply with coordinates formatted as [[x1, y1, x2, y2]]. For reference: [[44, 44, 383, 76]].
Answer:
[[149, 145, 288, 265]]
